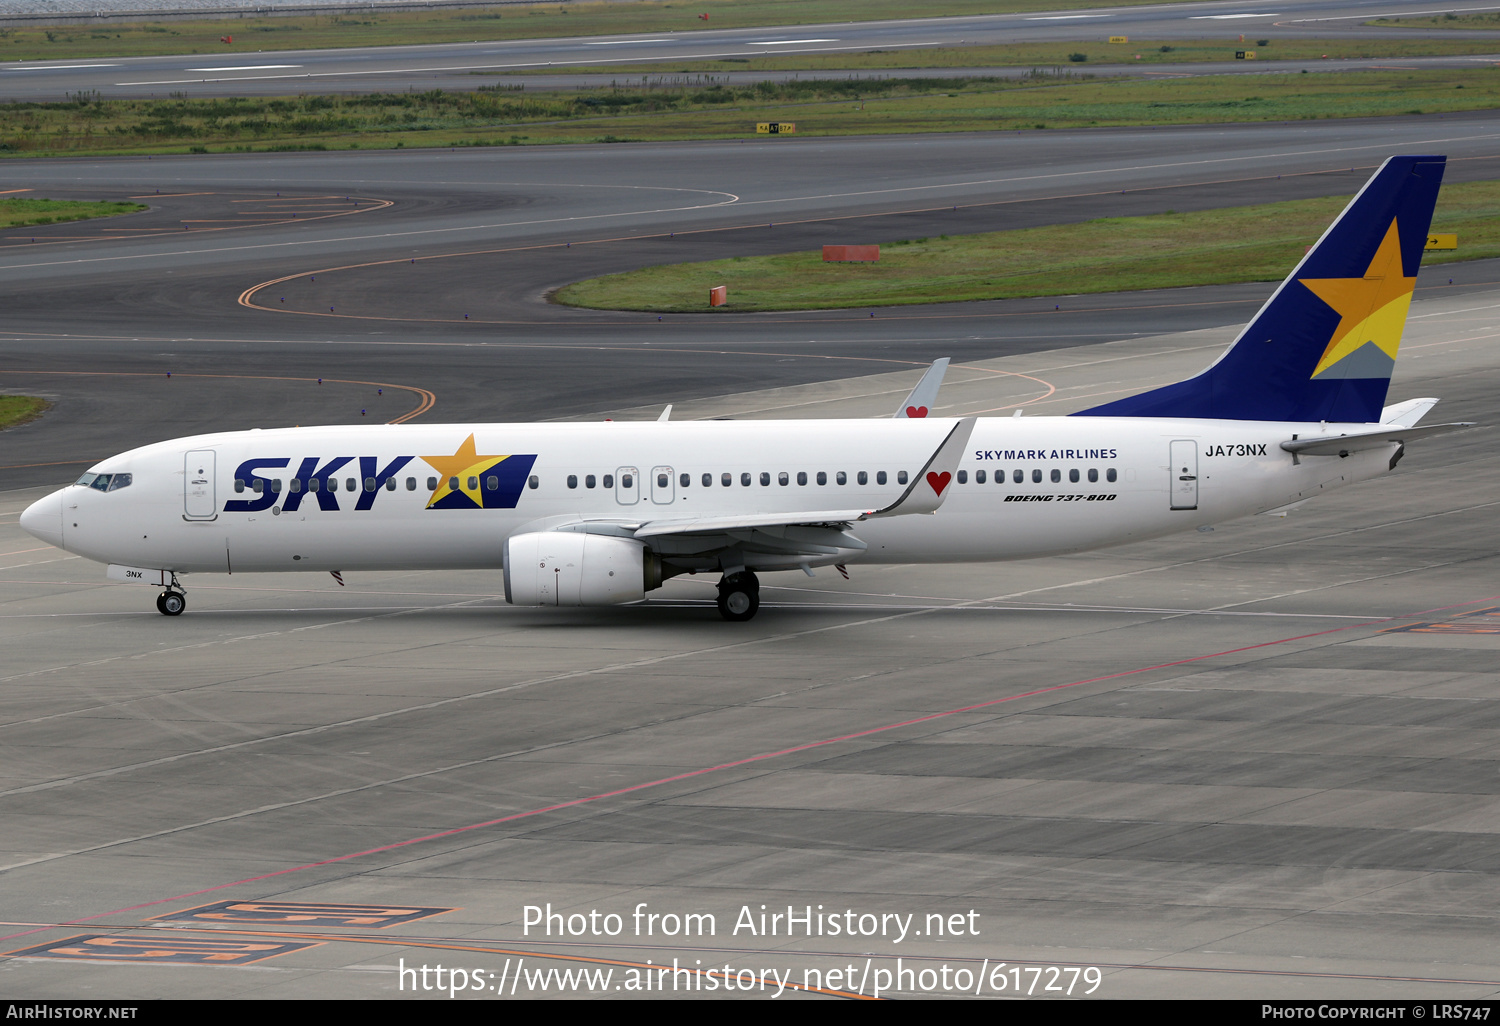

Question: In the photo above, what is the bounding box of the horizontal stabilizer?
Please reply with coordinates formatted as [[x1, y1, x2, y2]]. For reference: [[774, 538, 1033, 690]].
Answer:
[[1380, 397, 1439, 427], [1281, 421, 1476, 457]]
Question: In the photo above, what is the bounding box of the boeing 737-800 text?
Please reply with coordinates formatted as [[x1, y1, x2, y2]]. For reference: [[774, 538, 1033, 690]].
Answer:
[[19, 155, 1473, 620]]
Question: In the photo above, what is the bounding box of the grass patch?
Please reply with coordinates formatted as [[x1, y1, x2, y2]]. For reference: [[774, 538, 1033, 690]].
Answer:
[[0, 196, 146, 227], [0, 0, 1205, 62], [553, 180, 1500, 312], [0, 395, 49, 430], [6, 68, 1500, 157], [502, 36, 1500, 77], [1367, 12, 1500, 29]]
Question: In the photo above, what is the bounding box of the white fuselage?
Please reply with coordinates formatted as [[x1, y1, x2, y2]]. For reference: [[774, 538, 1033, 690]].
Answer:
[[22, 416, 1392, 578]]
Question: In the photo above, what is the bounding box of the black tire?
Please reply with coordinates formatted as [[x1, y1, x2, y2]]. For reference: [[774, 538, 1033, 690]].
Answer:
[[158, 591, 186, 616], [716, 573, 760, 622]]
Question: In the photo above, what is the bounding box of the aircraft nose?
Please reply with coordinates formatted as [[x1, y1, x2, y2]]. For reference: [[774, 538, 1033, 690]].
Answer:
[[19, 490, 64, 548]]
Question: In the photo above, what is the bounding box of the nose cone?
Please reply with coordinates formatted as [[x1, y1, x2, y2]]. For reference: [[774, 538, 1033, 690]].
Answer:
[[19, 490, 64, 548]]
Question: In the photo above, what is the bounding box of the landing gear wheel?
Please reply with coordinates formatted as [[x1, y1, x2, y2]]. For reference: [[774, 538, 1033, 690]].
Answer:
[[156, 590, 186, 616], [716, 572, 760, 622]]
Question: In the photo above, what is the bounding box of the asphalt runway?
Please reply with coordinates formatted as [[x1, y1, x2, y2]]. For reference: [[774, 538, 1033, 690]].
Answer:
[[6, 114, 1500, 489], [2, 0, 1499, 100], [2, 112, 1500, 998], [2, 286, 1498, 999]]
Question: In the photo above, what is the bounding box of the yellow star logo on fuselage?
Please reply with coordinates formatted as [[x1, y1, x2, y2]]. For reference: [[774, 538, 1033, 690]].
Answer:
[[421, 433, 509, 508], [1298, 218, 1414, 379]]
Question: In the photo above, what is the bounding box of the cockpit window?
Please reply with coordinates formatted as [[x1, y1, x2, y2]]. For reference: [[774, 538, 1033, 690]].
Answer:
[[74, 472, 132, 492]]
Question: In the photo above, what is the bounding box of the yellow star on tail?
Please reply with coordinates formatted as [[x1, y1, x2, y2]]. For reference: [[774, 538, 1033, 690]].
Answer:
[[1298, 218, 1415, 379]]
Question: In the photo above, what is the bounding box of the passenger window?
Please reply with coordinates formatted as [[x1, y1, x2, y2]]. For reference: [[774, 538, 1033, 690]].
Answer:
[[759, 472, 770, 486], [1050, 469, 1061, 483], [364, 477, 376, 492], [1107, 468, 1118, 483], [426, 477, 437, 491], [680, 473, 690, 488], [957, 470, 967, 484], [568, 475, 578, 489], [467, 476, 478, 491], [722, 473, 732, 487], [289, 478, 302, 493], [234, 479, 245, 493], [976, 469, 986, 484], [621, 473, 633, 488], [877, 471, 887, 485], [836, 471, 847, 485], [817, 471, 827, 486], [1014, 469, 1024, 484], [108, 474, 132, 492], [741, 473, 751, 487], [406, 477, 416, 491], [346, 478, 356, 493], [702, 473, 712, 487], [586, 474, 597, 488], [254, 479, 265, 494], [778, 472, 789, 486], [1069, 469, 1080, 483], [658, 473, 669, 488], [385, 477, 397, 491], [797, 471, 807, 486], [449, 476, 460, 492], [1032, 469, 1042, 483], [857, 471, 868, 485], [528, 475, 539, 489], [1088, 468, 1098, 483], [309, 478, 321, 492], [898, 471, 908, 485], [604, 474, 614, 488]]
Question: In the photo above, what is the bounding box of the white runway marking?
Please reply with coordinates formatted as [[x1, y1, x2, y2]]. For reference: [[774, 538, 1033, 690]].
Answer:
[[6, 63, 118, 71], [184, 64, 302, 72]]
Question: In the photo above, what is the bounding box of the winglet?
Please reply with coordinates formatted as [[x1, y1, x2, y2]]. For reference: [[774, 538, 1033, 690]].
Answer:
[[894, 358, 950, 418], [657, 405, 673, 423], [865, 417, 975, 518]]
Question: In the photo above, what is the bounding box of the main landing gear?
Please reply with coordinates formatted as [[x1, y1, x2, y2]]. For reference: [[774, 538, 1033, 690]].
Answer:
[[155, 577, 186, 616], [716, 571, 759, 622]]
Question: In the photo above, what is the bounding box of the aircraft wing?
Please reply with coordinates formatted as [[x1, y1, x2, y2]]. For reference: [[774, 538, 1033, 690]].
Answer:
[[634, 510, 868, 538], [633, 417, 977, 540], [1281, 421, 1477, 457]]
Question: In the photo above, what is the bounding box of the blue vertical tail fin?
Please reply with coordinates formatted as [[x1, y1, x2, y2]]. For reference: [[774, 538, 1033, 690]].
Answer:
[[1073, 155, 1446, 423]]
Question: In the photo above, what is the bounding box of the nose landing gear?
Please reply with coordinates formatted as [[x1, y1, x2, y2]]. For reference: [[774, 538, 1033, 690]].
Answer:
[[716, 571, 759, 622], [155, 574, 186, 616]]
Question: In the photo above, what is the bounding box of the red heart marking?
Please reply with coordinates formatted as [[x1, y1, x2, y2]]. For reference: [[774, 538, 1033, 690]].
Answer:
[[906, 406, 929, 418], [927, 471, 951, 495]]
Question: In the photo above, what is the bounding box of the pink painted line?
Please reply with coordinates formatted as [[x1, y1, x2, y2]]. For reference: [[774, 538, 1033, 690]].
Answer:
[[3, 593, 1495, 945]]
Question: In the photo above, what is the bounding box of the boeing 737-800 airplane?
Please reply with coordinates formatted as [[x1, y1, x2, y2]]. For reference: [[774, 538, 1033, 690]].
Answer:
[[18, 155, 1474, 621]]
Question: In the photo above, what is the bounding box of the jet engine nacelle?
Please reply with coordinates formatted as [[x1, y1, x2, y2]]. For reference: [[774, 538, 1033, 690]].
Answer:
[[503, 531, 651, 606]]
